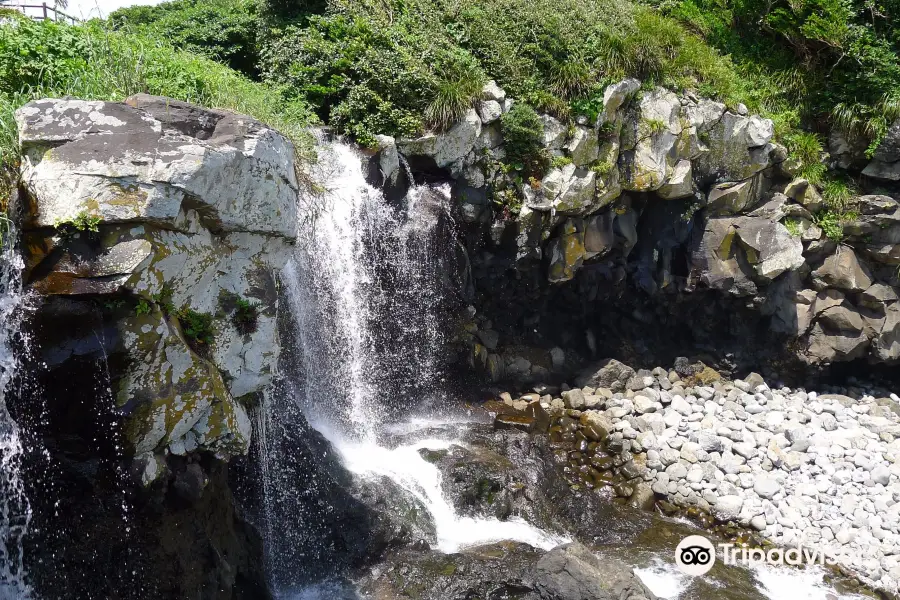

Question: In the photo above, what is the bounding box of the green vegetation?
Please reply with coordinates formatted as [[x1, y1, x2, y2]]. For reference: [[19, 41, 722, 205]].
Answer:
[[177, 308, 215, 350], [813, 209, 858, 242], [135, 299, 152, 316], [0, 16, 316, 184], [260, 0, 779, 145], [500, 104, 550, 177], [218, 290, 261, 335], [231, 298, 260, 335], [54, 210, 102, 239], [650, 0, 900, 151], [783, 218, 802, 238], [109, 0, 260, 77]]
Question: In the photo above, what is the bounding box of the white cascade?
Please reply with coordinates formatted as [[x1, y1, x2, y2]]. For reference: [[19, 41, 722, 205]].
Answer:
[[0, 220, 31, 600]]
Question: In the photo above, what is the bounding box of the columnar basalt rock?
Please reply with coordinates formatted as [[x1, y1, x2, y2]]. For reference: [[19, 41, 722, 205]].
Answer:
[[385, 79, 900, 377], [16, 95, 298, 479]]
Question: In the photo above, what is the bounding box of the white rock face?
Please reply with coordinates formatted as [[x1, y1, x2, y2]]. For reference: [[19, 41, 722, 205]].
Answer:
[[18, 98, 298, 238], [17, 95, 298, 471]]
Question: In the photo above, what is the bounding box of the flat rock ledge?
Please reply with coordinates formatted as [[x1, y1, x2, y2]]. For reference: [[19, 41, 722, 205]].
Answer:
[[491, 359, 900, 595]]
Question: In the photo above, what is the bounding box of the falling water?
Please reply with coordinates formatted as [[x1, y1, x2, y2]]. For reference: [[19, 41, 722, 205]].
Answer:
[[0, 220, 31, 599], [285, 139, 457, 439]]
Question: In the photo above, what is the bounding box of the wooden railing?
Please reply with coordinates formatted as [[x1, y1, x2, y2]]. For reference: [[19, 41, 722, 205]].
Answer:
[[2, 3, 80, 24]]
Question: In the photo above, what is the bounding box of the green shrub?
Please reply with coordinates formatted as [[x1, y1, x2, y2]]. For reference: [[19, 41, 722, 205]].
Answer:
[[259, 0, 780, 144], [500, 103, 550, 177], [109, 0, 260, 77], [820, 176, 855, 211], [425, 50, 485, 131], [232, 298, 260, 335], [813, 210, 854, 242], [651, 0, 900, 148]]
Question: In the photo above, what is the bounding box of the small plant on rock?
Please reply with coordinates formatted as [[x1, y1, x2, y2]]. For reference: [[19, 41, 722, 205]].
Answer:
[[232, 297, 260, 335], [55, 210, 102, 240], [135, 299, 152, 316], [783, 218, 802, 237], [643, 118, 667, 135], [177, 308, 214, 352]]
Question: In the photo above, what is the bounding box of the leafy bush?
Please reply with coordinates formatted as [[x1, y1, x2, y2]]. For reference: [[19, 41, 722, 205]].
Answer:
[[650, 0, 900, 148], [109, 0, 260, 77], [500, 103, 550, 177], [260, 0, 772, 144]]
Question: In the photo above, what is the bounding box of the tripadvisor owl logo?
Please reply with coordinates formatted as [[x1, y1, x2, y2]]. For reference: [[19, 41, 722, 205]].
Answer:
[[675, 535, 716, 575]]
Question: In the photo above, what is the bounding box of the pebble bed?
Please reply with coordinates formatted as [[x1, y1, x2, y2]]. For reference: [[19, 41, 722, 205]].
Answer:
[[526, 363, 900, 594]]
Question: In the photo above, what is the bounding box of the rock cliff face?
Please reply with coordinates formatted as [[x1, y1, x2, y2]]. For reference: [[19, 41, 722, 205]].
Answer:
[[13, 95, 298, 598], [373, 79, 900, 383]]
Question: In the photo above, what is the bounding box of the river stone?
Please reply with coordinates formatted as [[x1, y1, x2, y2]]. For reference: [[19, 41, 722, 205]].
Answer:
[[715, 495, 744, 521]]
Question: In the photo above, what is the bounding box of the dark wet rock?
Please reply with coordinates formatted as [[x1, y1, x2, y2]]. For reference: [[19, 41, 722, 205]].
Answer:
[[359, 542, 544, 600], [535, 543, 657, 600], [359, 541, 657, 600]]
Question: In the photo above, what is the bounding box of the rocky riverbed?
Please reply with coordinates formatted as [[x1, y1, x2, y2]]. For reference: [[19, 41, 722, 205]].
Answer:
[[489, 358, 900, 596]]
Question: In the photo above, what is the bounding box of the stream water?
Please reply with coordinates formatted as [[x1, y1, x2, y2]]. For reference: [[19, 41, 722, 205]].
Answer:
[[269, 138, 872, 600], [0, 222, 30, 600]]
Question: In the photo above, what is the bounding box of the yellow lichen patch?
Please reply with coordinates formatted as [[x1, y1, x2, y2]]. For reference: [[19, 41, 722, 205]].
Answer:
[[716, 227, 736, 260], [685, 364, 721, 386]]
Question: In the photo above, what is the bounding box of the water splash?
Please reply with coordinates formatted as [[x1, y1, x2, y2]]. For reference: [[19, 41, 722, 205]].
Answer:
[[285, 139, 456, 441], [0, 221, 31, 599]]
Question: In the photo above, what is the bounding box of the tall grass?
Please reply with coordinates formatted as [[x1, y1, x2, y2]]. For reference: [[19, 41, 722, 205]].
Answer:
[[0, 18, 316, 173]]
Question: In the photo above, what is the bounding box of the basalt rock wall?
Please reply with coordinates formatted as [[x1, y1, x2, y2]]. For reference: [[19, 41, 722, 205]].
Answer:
[[11, 95, 299, 599], [369, 79, 900, 385]]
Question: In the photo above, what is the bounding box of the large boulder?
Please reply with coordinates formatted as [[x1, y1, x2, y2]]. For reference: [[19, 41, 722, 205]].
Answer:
[[693, 112, 776, 185], [731, 216, 805, 280], [812, 246, 874, 292], [398, 108, 482, 174], [17, 96, 297, 468], [863, 119, 900, 180], [692, 215, 803, 293], [18, 96, 298, 238], [618, 88, 682, 192]]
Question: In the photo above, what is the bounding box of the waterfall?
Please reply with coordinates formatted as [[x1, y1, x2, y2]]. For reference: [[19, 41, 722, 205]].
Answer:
[[285, 140, 457, 440], [0, 220, 31, 600]]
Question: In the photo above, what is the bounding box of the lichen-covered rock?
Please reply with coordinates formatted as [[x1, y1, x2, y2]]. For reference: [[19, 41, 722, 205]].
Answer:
[[706, 178, 759, 215], [657, 160, 693, 199], [618, 88, 682, 192], [17, 95, 297, 470], [18, 96, 298, 238], [694, 112, 776, 184], [565, 125, 600, 167], [547, 218, 586, 283]]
